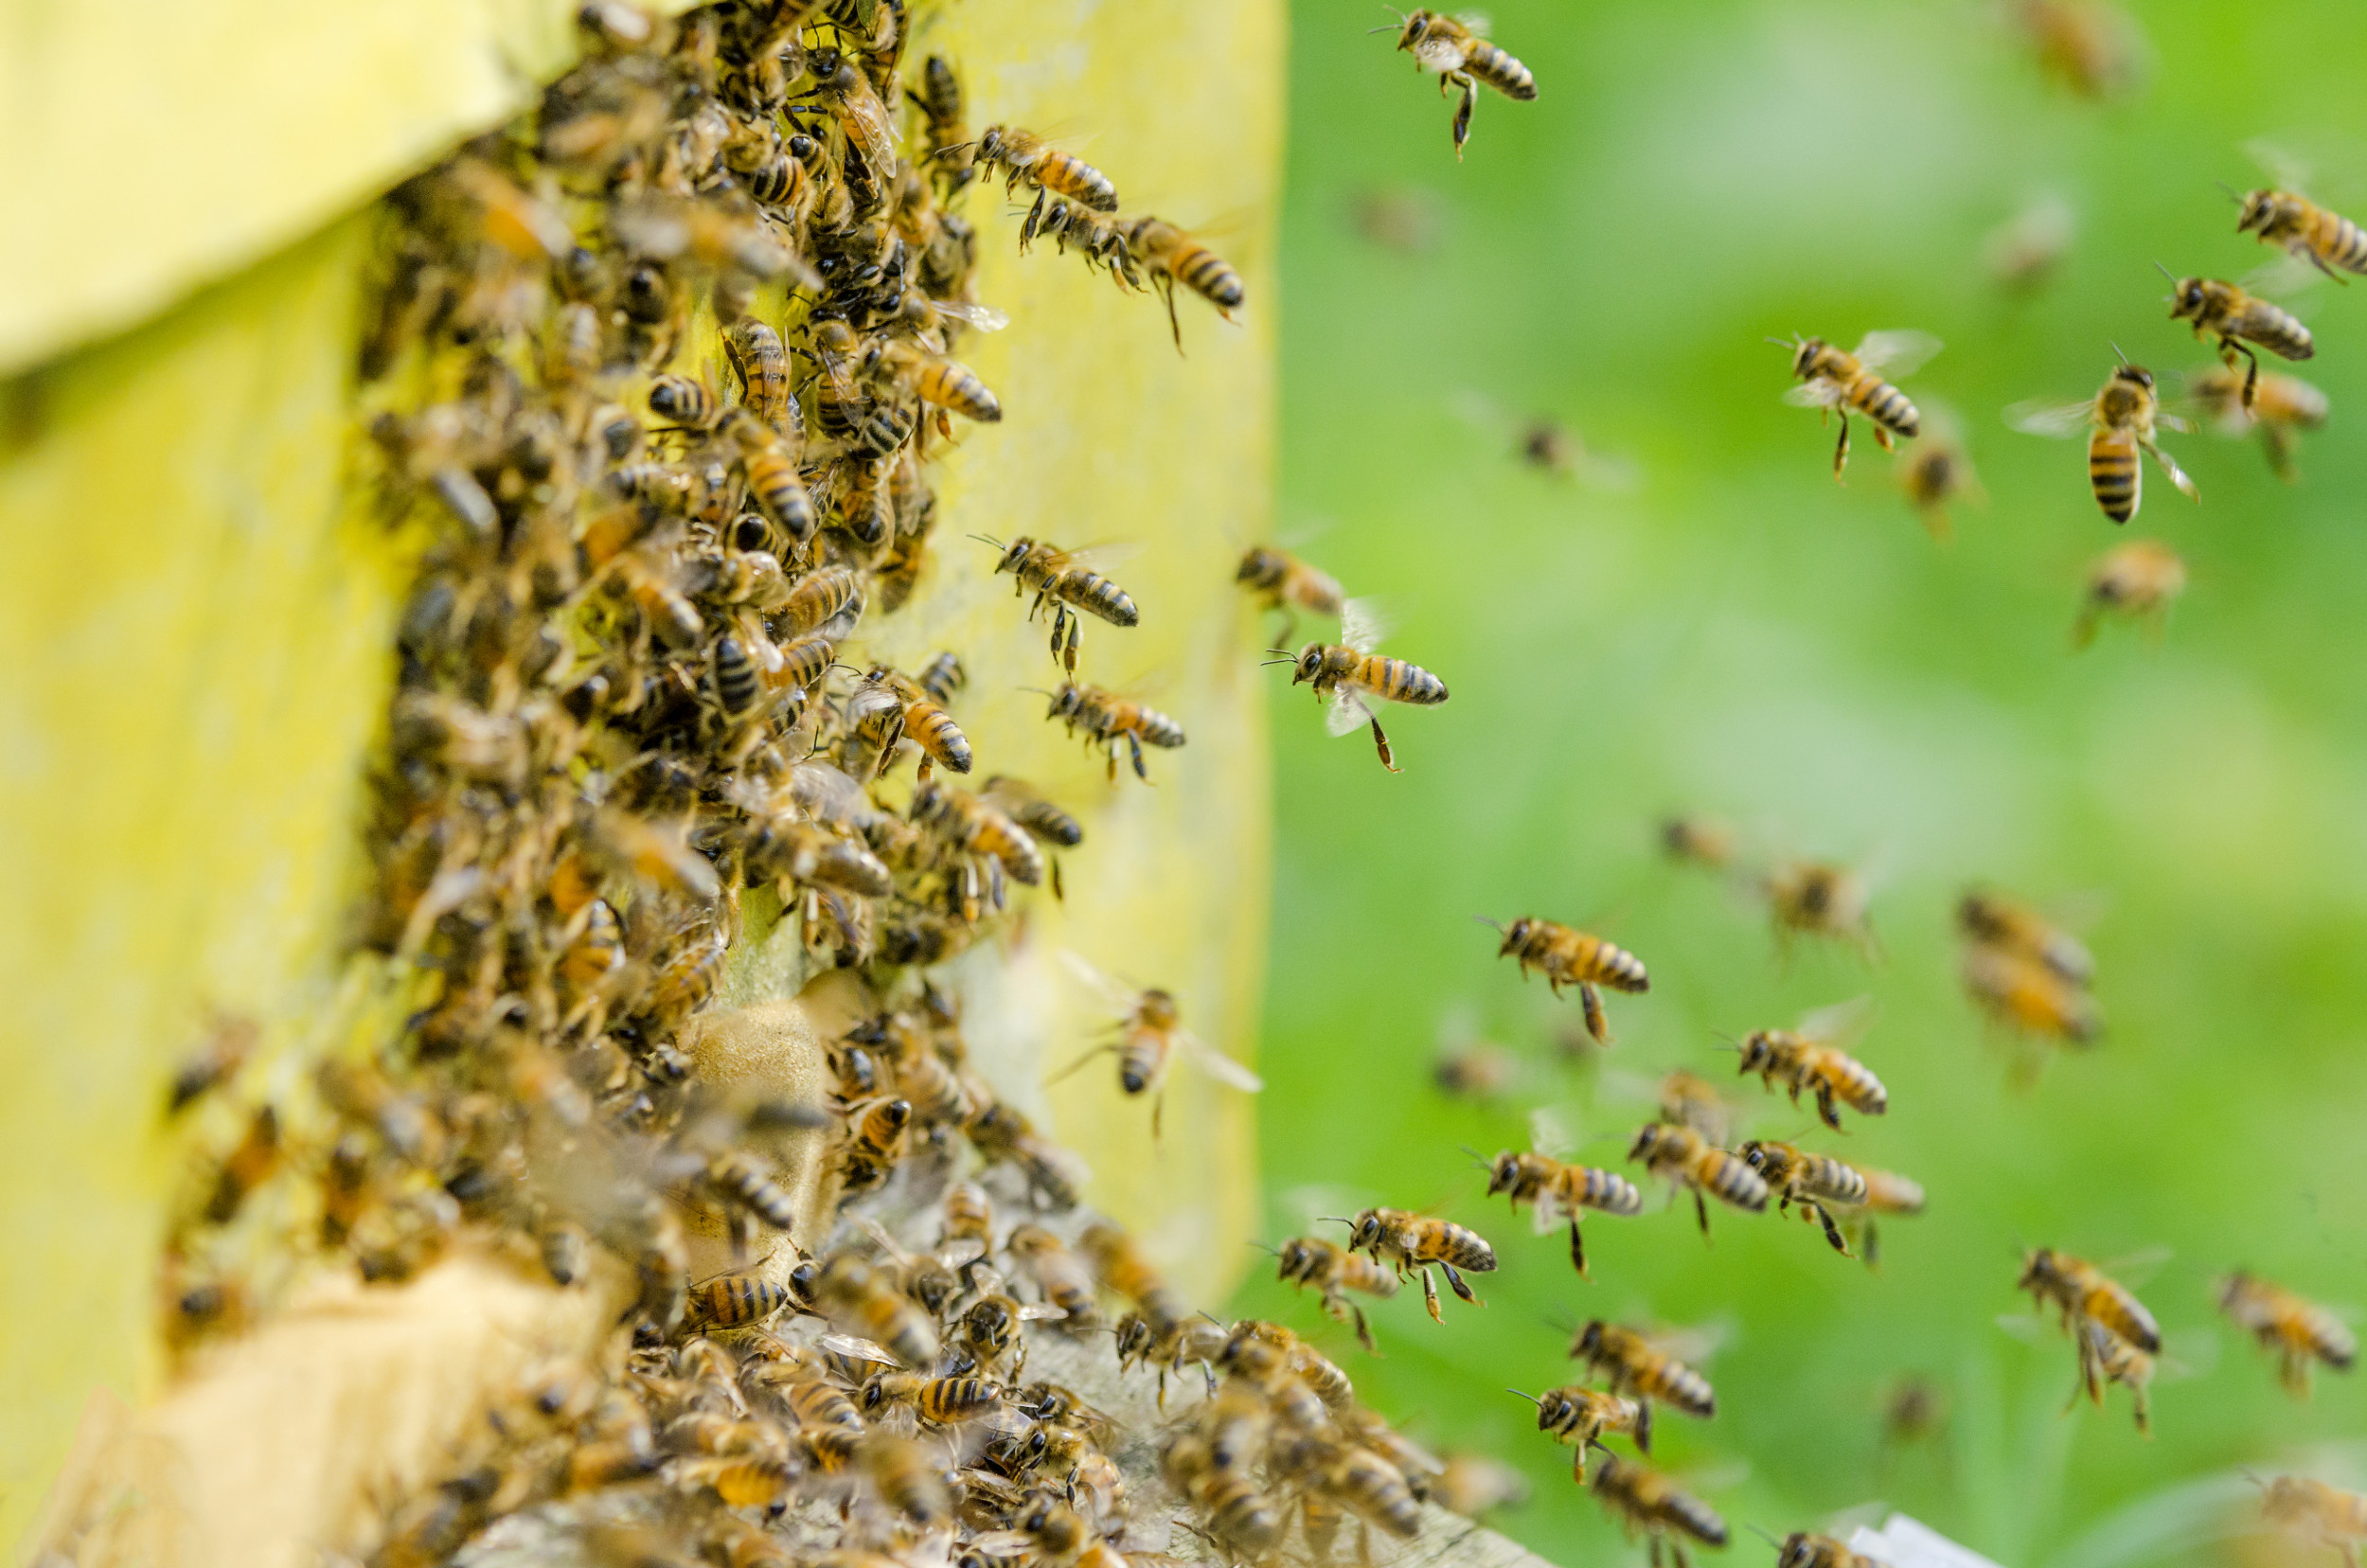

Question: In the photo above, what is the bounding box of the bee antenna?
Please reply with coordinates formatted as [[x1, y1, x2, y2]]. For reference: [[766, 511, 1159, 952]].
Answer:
[[2110, 341, 2131, 365], [968, 532, 1006, 549], [1764, 336, 1794, 348], [1259, 656, 1297, 668], [1504, 1388, 1541, 1405], [2155, 259, 2179, 282], [1017, 686, 1056, 698], [2217, 181, 2244, 204], [1459, 1144, 1489, 1167], [2239, 1468, 2268, 1489], [1246, 1239, 1279, 1256], [1749, 1525, 1787, 1548], [1317, 1216, 1355, 1228], [1472, 915, 1505, 933]]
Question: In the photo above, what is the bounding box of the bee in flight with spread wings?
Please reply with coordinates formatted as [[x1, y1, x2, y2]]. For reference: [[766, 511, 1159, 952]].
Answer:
[[1772, 330, 1942, 481], [2008, 352, 2198, 525], [1268, 598, 1449, 773], [1051, 951, 1262, 1139]]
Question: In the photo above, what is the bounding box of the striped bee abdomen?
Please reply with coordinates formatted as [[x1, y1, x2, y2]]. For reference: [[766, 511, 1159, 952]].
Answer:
[[1854, 376, 1921, 437], [1469, 41, 1538, 99], [2089, 428, 2140, 523]]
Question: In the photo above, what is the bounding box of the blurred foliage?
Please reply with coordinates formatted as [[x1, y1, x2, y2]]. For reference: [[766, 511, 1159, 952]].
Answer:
[[1229, 2, 2367, 1565]]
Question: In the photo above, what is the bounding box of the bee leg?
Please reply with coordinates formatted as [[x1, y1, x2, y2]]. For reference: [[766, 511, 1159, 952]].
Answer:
[[1568, 1219, 1589, 1279], [1811, 1203, 1849, 1256], [1156, 275, 1184, 354], [1439, 1260, 1482, 1306], [1151, 1089, 1165, 1145], [1572, 1443, 1590, 1483], [1021, 187, 1048, 247], [1634, 1399, 1653, 1453], [1050, 856, 1064, 901], [1691, 1187, 1711, 1238], [1579, 981, 1610, 1043], [1368, 716, 1399, 773], [1419, 1267, 1443, 1323], [1451, 76, 1477, 161], [1127, 730, 1148, 781], [1832, 410, 1852, 482], [1351, 1302, 1378, 1356], [2228, 338, 2261, 408], [1062, 616, 1080, 675], [1861, 1218, 1881, 1270], [1874, 424, 1895, 453], [1817, 1086, 1842, 1131], [1154, 1367, 1167, 1409], [2263, 423, 2297, 482]]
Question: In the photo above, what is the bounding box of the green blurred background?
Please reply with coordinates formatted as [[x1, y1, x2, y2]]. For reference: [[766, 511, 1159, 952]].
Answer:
[[1226, 2, 2367, 1564]]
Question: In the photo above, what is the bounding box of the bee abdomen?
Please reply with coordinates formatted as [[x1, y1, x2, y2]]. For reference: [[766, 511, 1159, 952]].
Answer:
[[1652, 1363, 1717, 1419], [1663, 1488, 1730, 1546], [713, 637, 762, 718], [1579, 935, 1649, 992], [771, 632, 837, 694], [1370, 657, 1449, 705], [2323, 211, 2367, 273], [782, 565, 863, 634], [650, 374, 716, 426], [1833, 1059, 1888, 1113], [1204, 1473, 1285, 1550], [2088, 431, 2140, 523], [691, 1271, 789, 1327], [1799, 1156, 1869, 1206], [914, 360, 1002, 422], [1062, 571, 1140, 627], [1575, 1167, 1646, 1216], [1425, 1221, 1498, 1272], [1705, 1153, 1771, 1213], [1038, 149, 1119, 211], [1130, 704, 1188, 747], [1174, 245, 1246, 311], [743, 448, 816, 541], [903, 701, 973, 772], [1468, 41, 1538, 99], [917, 1377, 1002, 1420], [1857, 377, 1920, 437], [2248, 305, 2315, 360]]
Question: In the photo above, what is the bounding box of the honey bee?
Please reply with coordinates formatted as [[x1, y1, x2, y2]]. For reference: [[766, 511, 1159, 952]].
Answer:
[[984, 536, 1141, 674], [1379, 9, 1538, 160], [2018, 1247, 2162, 1357], [204, 1104, 283, 1223], [1486, 1117, 1645, 1278], [1078, 1221, 1191, 1334], [1957, 890, 2094, 985], [1570, 1317, 1717, 1421], [812, 319, 1002, 424], [1961, 944, 2103, 1048], [788, 45, 898, 190], [1764, 858, 1875, 957], [1433, 1043, 1517, 1101], [911, 778, 1044, 891], [2217, 1271, 2357, 1397], [1289, 1435, 1424, 1540], [2012, 358, 2198, 525], [1771, 1533, 1882, 1568], [648, 371, 722, 431], [1054, 953, 1261, 1137], [1984, 194, 2076, 293], [1115, 1310, 1228, 1405], [166, 1013, 258, 1115], [1484, 915, 1648, 1043], [908, 56, 971, 195], [972, 125, 1120, 211], [850, 1432, 953, 1525], [1272, 1234, 1400, 1352], [1041, 681, 1187, 781], [1627, 1122, 1770, 1236], [1589, 1453, 1729, 1568], [1339, 1204, 1497, 1322], [589, 809, 723, 901], [979, 776, 1083, 894], [2259, 1476, 2367, 1567], [1120, 217, 1246, 349], [777, 564, 863, 636], [1735, 1140, 1868, 1256], [2012, 0, 2145, 100], [837, 1096, 911, 1195], [2074, 1319, 2155, 1434], [1006, 1223, 1101, 1327], [1274, 599, 1448, 773], [965, 1097, 1081, 1211], [1236, 544, 1344, 645], [2188, 365, 2327, 481], [958, 1274, 1069, 1380], [728, 413, 817, 545], [2236, 185, 2367, 279], [1879, 1375, 1947, 1447], [813, 1253, 939, 1368], [1660, 815, 1735, 871], [1774, 330, 1940, 480], [1656, 1070, 1734, 1148], [1735, 1000, 1888, 1131], [707, 1149, 802, 1236], [1164, 1432, 1288, 1553], [861, 1371, 1006, 1426], [1229, 1317, 1358, 1413], [1897, 427, 1982, 543], [866, 667, 973, 775], [1844, 1163, 1926, 1267], [2163, 269, 2313, 408], [688, 1270, 791, 1328], [1511, 1385, 1649, 1479]]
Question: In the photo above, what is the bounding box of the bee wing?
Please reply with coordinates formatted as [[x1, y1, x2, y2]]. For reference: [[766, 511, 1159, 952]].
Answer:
[[1796, 993, 1878, 1046], [2101, 1243, 2174, 1285], [1016, 1303, 1070, 1323], [1848, 1515, 2013, 1568], [2004, 398, 2097, 438], [1181, 1029, 1264, 1093], [1339, 596, 1391, 654], [1047, 540, 1147, 570], [1326, 686, 1378, 738], [1992, 1312, 2053, 1345], [1450, 386, 1510, 434], [2157, 1327, 2218, 1381], [1783, 380, 1849, 410], [2240, 252, 2330, 299], [1851, 330, 1943, 377], [1059, 948, 1145, 1015], [2145, 441, 2201, 502], [1649, 1316, 1733, 1365], [818, 1333, 903, 1368], [930, 298, 1011, 332], [2246, 136, 2319, 196], [967, 1533, 1038, 1559], [1576, 450, 1642, 493], [1528, 1104, 1579, 1159], [1454, 9, 1494, 34]]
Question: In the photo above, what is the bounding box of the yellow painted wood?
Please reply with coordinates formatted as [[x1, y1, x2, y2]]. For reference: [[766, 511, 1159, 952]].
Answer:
[[0, 0, 1281, 1549]]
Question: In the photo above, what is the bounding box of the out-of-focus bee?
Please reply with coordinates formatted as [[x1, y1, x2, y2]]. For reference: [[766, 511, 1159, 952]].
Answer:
[[912, 778, 1042, 896], [2236, 185, 2367, 279], [2259, 1476, 2367, 1566], [2012, 0, 2144, 100], [1120, 217, 1246, 349], [2187, 365, 2327, 481], [1512, 1385, 1649, 1479], [1350, 185, 1444, 253], [167, 1014, 259, 1115], [1660, 815, 1735, 871], [1958, 890, 2093, 985], [972, 125, 1119, 211], [1486, 1121, 1645, 1278], [589, 808, 723, 901], [918, 651, 965, 707], [2073, 1319, 2155, 1434], [1962, 944, 2103, 1048], [2018, 1247, 2162, 1356], [2217, 1271, 2357, 1397], [1589, 1454, 1729, 1568], [957, 1272, 1069, 1380], [813, 1253, 938, 1368], [1735, 1000, 1888, 1130], [1984, 194, 2076, 293], [1434, 1452, 1532, 1518], [779, 564, 863, 638], [2163, 269, 2313, 408], [1628, 1122, 1769, 1237], [1879, 1375, 1947, 1447], [985, 535, 1141, 674], [688, 1270, 791, 1329], [1339, 1205, 1497, 1322], [1771, 1533, 1883, 1568], [850, 1432, 952, 1525], [1735, 1141, 1868, 1256], [1236, 544, 1344, 646], [707, 1149, 802, 1238], [204, 1105, 283, 1223], [907, 56, 972, 196], [965, 1098, 1080, 1211], [1380, 9, 1537, 160], [1272, 1234, 1399, 1352], [728, 411, 817, 545], [1773, 330, 1939, 480], [1484, 915, 1647, 1044], [1286, 1434, 1424, 1540], [1006, 1223, 1101, 1327], [648, 371, 722, 431], [1763, 858, 1875, 957], [1897, 422, 1982, 543], [1041, 681, 1186, 782], [1658, 1070, 1734, 1148], [1165, 1432, 1288, 1553], [1275, 598, 1447, 774], [1228, 1318, 1358, 1413], [837, 1096, 912, 1195], [1434, 1042, 1518, 1101], [1054, 953, 1261, 1137], [1115, 1310, 1228, 1405], [1078, 1221, 1191, 1334], [1843, 1163, 1927, 1267], [980, 775, 1082, 899], [2011, 357, 2198, 525], [1571, 1319, 1716, 1419]]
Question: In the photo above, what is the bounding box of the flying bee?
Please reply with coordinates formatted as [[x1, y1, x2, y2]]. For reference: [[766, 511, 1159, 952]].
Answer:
[[1434, 1042, 1518, 1101], [1628, 1122, 1770, 1237], [813, 1253, 938, 1368], [2018, 1247, 2162, 1355], [2236, 185, 2367, 279], [1735, 1141, 1868, 1256], [707, 1150, 802, 1238], [911, 778, 1043, 893], [1984, 193, 2076, 292], [1272, 1234, 1400, 1352], [1961, 943, 2102, 1048], [2163, 268, 2313, 408], [1957, 890, 2093, 985], [1844, 1163, 1927, 1268], [1273, 598, 1446, 773], [2010, 357, 2198, 524], [1078, 1221, 1191, 1335], [1338, 1205, 1498, 1322], [2013, 0, 2144, 99], [1660, 815, 1735, 871], [1590, 1454, 1729, 1568], [1379, 9, 1538, 160], [1735, 998, 1888, 1131], [1041, 681, 1187, 782], [1764, 858, 1875, 957], [2217, 1271, 2357, 1397], [1120, 217, 1245, 349], [980, 775, 1083, 898], [972, 125, 1120, 210], [811, 318, 1002, 424], [1484, 915, 1648, 1043], [1434, 1452, 1532, 1518], [1774, 330, 1940, 480], [1486, 1110, 1645, 1277], [982, 534, 1142, 675], [1006, 1223, 1101, 1328], [1286, 1436, 1423, 1540], [1897, 422, 1983, 543], [1510, 1385, 1649, 1479], [908, 56, 972, 195], [1657, 1070, 1734, 1147], [2187, 365, 2327, 481], [918, 652, 965, 706], [1053, 952, 1261, 1138], [1236, 544, 1344, 645], [1770, 1534, 1883, 1568], [1164, 1433, 1288, 1554], [2260, 1476, 2367, 1567], [1572, 1318, 1718, 1419], [2069, 1319, 2156, 1434], [688, 1270, 791, 1329]]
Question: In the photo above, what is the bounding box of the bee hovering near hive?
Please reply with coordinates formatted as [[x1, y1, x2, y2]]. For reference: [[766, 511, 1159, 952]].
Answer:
[[1272, 1234, 1401, 1353], [1628, 1121, 1769, 1238], [1484, 1106, 1644, 1278], [2012, 355, 2200, 524], [2234, 180, 2367, 280], [1589, 1454, 1729, 1568], [1735, 1141, 1868, 1256], [2216, 1270, 2358, 1397], [1483, 914, 1648, 1043], [1272, 598, 1447, 773], [1335, 1205, 1498, 1323], [1052, 952, 1261, 1139], [2161, 265, 2313, 409], [2259, 1476, 2367, 1567], [1236, 543, 1344, 647], [1895, 404, 1983, 542], [1040, 681, 1187, 783], [1375, 8, 1539, 161], [2014, 1246, 2163, 1432], [1508, 1384, 1649, 1480], [2187, 365, 2327, 481], [981, 534, 1142, 675], [1772, 330, 1940, 481], [1734, 996, 1889, 1131]]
